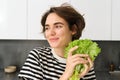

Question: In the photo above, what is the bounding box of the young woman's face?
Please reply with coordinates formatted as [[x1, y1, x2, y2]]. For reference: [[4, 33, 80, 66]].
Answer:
[[44, 13, 75, 48]]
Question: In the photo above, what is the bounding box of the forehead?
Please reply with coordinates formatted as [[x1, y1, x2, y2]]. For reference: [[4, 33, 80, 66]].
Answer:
[[45, 13, 68, 25]]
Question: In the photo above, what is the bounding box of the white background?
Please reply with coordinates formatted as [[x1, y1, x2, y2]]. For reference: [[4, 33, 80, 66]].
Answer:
[[0, 0, 120, 40]]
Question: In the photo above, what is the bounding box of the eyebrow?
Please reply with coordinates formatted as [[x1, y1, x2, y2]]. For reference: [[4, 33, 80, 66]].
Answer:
[[45, 22, 64, 27]]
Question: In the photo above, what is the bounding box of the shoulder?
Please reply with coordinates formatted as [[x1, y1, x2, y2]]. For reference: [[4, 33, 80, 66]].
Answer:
[[35, 47, 51, 52], [29, 47, 52, 58]]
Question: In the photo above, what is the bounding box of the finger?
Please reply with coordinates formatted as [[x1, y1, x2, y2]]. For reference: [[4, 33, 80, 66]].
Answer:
[[87, 56, 94, 68], [68, 46, 78, 57], [79, 64, 89, 78], [73, 57, 88, 65], [72, 54, 89, 59]]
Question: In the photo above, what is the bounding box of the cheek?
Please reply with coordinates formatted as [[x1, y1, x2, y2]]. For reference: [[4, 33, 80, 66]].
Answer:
[[44, 32, 48, 39], [57, 30, 64, 36], [60, 30, 72, 39]]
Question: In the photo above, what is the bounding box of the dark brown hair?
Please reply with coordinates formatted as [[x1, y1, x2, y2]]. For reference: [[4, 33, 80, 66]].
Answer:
[[41, 4, 85, 41]]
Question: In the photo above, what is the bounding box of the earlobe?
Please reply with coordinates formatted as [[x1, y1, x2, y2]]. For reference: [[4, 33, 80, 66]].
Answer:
[[71, 24, 77, 35], [72, 31, 76, 35]]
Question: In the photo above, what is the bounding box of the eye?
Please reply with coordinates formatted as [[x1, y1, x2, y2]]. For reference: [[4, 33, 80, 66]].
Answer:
[[45, 26, 49, 31], [55, 25, 63, 29]]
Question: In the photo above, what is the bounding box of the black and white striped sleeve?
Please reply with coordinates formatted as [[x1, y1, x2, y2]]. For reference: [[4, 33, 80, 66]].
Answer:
[[82, 67, 96, 80], [18, 49, 42, 80]]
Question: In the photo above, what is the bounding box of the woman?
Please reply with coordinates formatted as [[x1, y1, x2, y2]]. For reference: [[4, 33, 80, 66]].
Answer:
[[18, 4, 96, 80]]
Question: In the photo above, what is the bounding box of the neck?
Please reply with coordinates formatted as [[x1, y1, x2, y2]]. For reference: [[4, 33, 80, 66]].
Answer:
[[53, 47, 65, 58]]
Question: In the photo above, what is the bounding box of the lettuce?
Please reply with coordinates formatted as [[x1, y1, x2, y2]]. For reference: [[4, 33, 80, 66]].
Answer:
[[64, 39, 101, 80]]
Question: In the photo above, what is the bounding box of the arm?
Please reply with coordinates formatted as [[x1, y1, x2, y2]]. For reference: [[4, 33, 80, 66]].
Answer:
[[18, 49, 42, 80]]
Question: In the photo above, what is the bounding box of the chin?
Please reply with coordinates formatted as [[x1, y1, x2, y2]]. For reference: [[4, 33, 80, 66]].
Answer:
[[50, 44, 63, 48], [49, 43, 58, 48], [48, 41, 64, 48]]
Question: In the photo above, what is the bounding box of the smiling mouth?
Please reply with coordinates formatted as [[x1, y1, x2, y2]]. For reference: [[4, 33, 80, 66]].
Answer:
[[49, 38, 59, 42]]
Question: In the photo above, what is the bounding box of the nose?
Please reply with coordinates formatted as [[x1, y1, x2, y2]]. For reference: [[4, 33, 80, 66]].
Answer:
[[49, 28, 56, 36]]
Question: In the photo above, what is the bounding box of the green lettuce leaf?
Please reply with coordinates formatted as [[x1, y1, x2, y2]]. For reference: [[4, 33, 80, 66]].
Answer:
[[64, 39, 101, 80]]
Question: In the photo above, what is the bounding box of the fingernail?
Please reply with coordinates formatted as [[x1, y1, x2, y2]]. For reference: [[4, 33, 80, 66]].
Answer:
[[75, 46, 78, 48]]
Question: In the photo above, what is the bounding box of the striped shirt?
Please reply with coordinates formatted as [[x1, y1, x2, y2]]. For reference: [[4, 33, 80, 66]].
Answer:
[[18, 47, 96, 80]]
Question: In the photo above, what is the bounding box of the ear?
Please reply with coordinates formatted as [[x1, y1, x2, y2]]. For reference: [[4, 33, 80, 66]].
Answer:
[[71, 24, 77, 35]]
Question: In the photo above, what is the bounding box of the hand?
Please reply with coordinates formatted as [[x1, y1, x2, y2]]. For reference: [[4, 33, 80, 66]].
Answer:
[[60, 46, 92, 80]]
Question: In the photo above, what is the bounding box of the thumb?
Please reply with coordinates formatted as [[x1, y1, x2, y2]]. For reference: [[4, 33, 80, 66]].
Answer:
[[68, 46, 78, 57]]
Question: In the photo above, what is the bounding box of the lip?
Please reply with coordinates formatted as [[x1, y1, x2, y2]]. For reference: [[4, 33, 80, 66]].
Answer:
[[49, 38, 59, 42]]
